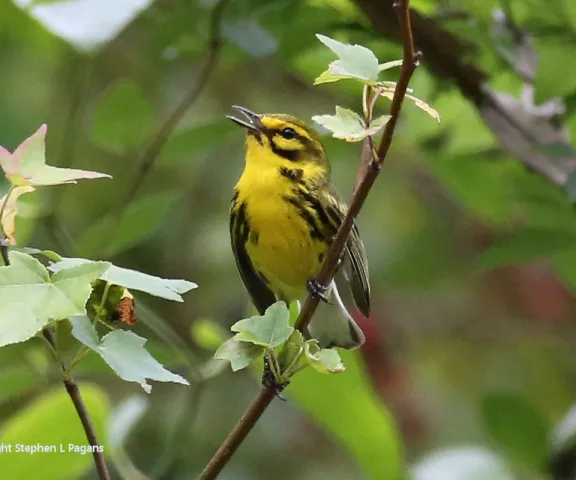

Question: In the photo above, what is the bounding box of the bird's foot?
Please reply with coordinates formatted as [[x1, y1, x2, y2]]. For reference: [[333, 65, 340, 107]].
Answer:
[[262, 355, 288, 400], [307, 277, 330, 304]]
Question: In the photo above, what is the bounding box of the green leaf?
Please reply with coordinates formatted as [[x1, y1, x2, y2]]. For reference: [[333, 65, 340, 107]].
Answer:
[[288, 300, 301, 323], [304, 340, 345, 374], [49, 257, 197, 302], [231, 301, 293, 348], [222, 18, 278, 57], [552, 248, 576, 291], [69, 316, 189, 393], [277, 329, 306, 373], [0, 384, 110, 480], [0, 125, 111, 186], [434, 92, 497, 155], [314, 34, 379, 85], [91, 80, 154, 152], [0, 252, 109, 347], [513, 170, 576, 229], [214, 337, 265, 372], [312, 107, 390, 142], [161, 123, 236, 162], [85, 280, 126, 321], [535, 38, 576, 103], [427, 153, 517, 224], [479, 228, 576, 270], [481, 392, 550, 469], [78, 191, 179, 257], [288, 351, 403, 479], [190, 319, 226, 351], [17, 247, 62, 262]]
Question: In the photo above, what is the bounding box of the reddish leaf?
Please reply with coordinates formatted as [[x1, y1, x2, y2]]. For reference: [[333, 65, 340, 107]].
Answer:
[[0, 125, 111, 186]]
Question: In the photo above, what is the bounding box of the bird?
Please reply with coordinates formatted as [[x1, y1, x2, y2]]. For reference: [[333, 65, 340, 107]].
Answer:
[[227, 105, 370, 349]]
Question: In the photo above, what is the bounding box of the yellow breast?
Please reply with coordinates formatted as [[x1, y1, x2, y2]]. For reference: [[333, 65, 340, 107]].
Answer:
[[236, 163, 327, 300]]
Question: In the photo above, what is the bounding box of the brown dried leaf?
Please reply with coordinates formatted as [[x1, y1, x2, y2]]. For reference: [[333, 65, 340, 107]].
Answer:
[[379, 90, 440, 122], [115, 289, 136, 325], [0, 186, 35, 245]]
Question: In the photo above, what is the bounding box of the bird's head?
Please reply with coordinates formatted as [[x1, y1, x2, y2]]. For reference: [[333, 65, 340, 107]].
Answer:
[[227, 106, 327, 166]]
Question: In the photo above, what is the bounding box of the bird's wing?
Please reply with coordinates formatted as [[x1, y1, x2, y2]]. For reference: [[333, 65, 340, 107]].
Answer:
[[324, 192, 371, 318], [230, 200, 276, 315]]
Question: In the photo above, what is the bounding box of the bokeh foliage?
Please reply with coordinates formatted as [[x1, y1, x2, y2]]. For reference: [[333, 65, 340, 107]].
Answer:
[[2, 0, 576, 479]]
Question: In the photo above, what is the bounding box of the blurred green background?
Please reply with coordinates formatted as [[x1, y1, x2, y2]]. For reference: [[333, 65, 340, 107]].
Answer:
[[2, 0, 576, 479]]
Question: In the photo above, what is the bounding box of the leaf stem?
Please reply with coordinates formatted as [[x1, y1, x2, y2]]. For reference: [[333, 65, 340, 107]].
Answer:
[[282, 346, 305, 378], [266, 350, 282, 383], [70, 345, 92, 369], [94, 281, 112, 327], [199, 1, 421, 478]]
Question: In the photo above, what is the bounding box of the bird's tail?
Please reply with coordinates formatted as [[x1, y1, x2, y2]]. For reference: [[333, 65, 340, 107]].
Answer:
[[307, 280, 366, 350]]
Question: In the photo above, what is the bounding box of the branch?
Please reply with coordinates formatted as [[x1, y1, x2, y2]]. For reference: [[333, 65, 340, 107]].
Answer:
[[0, 237, 110, 478], [0, 191, 109, 477], [43, 329, 111, 480], [199, 1, 420, 478], [353, 0, 576, 187], [96, 0, 231, 256], [295, 0, 420, 333]]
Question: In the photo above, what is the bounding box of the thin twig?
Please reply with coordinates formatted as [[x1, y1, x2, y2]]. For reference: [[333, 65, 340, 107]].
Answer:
[[199, 1, 420, 478], [96, 0, 231, 256], [43, 329, 111, 480], [354, 86, 379, 194], [0, 233, 110, 478], [0, 185, 110, 479], [294, 0, 420, 334]]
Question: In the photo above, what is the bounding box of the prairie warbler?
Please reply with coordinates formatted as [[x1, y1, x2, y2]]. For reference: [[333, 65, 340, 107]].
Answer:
[[227, 106, 370, 349]]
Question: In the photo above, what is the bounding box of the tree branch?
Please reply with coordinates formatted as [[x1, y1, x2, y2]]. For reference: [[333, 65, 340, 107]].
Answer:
[[295, 0, 420, 334], [43, 329, 110, 480], [0, 235, 110, 479], [199, 1, 420, 478], [96, 0, 231, 256], [0, 191, 109, 477], [353, 0, 576, 187]]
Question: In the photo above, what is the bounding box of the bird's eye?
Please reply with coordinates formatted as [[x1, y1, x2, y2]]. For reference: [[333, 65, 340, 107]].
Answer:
[[281, 127, 297, 139]]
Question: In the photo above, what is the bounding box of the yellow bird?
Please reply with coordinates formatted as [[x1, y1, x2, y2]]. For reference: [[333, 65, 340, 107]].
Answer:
[[227, 106, 370, 349]]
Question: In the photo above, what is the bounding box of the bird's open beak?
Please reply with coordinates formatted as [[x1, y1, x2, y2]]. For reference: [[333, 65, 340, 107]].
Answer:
[[226, 105, 262, 134]]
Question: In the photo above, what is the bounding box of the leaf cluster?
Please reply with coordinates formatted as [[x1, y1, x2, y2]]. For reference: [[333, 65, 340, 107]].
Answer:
[[0, 126, 198, 393], [215, 301, 345, 381]]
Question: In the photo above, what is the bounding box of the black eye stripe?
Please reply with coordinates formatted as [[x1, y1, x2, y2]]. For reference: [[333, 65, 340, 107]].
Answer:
[[269, 138, 300, 161]]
